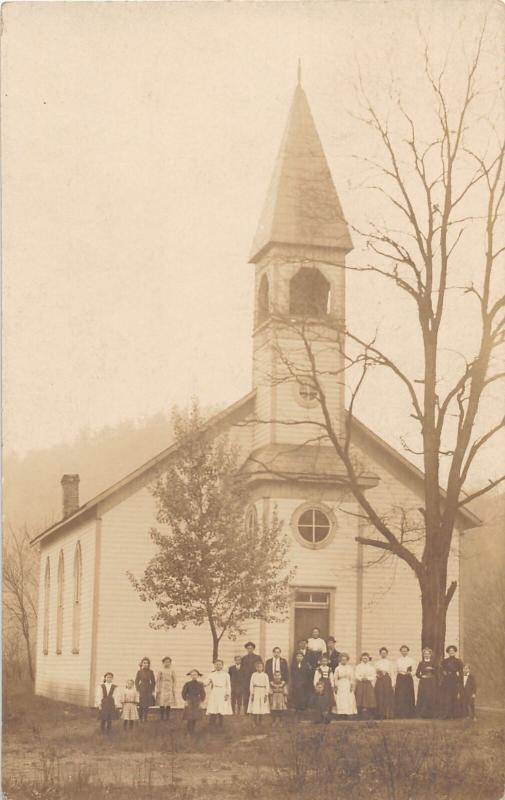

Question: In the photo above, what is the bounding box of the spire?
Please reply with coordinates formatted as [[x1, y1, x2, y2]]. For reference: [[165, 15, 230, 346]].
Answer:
[[250, 83, 353, 262]]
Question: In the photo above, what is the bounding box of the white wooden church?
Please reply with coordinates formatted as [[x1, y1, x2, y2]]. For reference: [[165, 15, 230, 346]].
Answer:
[[33, 79, 479, 706]]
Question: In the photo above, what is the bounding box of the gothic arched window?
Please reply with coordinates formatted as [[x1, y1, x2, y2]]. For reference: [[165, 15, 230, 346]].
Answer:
[[257, 273, 270, 325], [56, 550, 64, 654], [289, 268, 330, 317], [43, 558, 50, 655], [72, 542, 82, 654]]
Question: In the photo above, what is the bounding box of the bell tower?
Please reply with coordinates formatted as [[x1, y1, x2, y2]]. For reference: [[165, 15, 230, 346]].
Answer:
[[250, 74, 353, 453]]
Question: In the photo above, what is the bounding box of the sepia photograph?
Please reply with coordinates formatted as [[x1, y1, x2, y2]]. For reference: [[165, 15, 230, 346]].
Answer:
[[2, 1, 504, 798]]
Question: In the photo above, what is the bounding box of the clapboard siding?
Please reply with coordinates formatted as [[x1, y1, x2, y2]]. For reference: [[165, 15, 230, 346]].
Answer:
[[35, 518, 96, 705], [96, 487, 261, 707], [353, 438, 461, 665]]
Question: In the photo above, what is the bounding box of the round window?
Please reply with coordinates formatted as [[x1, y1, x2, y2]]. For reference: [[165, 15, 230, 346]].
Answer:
[[297, 508, 331, 544], [294, 381, 319, 408]]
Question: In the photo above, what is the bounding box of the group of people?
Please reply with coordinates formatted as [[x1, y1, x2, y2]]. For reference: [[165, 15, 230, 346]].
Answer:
[[95, 629, 477, 734]]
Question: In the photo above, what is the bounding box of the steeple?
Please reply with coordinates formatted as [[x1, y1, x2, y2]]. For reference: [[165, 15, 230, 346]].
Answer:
[[250, 82, 352, 263]]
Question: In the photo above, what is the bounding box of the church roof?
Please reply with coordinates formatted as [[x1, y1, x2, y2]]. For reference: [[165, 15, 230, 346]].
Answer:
[[243, 443, 379, 488], [32, 390, 480, 545], [250, 81, 353, 262]]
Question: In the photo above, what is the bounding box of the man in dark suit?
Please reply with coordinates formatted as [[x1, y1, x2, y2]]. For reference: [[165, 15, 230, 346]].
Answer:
[[324, 636, 341, 671], [229, 655, 247, 714], [265, 647, 289, 683]]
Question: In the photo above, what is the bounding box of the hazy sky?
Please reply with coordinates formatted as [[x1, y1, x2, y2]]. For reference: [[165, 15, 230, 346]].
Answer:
[[2, 1, 503, 484]]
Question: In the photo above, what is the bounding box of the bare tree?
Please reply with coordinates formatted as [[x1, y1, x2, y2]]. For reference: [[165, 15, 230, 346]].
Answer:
[[252, 32, 504, 660], [3, 525, 39, 681]]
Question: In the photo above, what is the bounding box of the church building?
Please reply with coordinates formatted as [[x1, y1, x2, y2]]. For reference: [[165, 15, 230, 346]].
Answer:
[[33, 79, 479, 706]]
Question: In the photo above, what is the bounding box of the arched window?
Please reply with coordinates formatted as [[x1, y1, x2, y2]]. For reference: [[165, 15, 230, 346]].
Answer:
[[290, 268, 330, 317], [257, 273, 270, 325], [43, 558, 50, 655], [245, 504, 258, 536], [72, 542, 82, 654], [56, 550, 64, 654]]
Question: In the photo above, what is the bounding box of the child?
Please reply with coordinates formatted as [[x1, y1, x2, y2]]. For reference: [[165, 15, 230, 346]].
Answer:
[[415, 647, 438, 719], [354, 652, 377, 719], [461, 664, 477, 721], [206, 659, 232, 730], [374, 647, 395, 720], [182, 670, 206, 735], [313, 654, 335, 707], [394, 645, 416, 718], [334, 653, 357, 718], [248, 661, 270, 726], [311, 681, 332, 724], [96, 671, 120, 734], [120, 679, 139, 730], [289, 650, 312, 714], [439, 645, 464, 719], [229, 655, 247, 715], [135, 657, 156, 722], [269, 670, 288, 725], [156, 656, 177, 721]]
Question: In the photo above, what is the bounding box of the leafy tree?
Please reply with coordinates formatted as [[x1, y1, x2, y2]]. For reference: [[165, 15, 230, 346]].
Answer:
[[129, 404, 293, 661]]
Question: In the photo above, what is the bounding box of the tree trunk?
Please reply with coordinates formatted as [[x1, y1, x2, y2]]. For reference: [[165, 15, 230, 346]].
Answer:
[[211, 631, 219, 663], [25, 637, 35, 682], [420, 571, 455, 662]]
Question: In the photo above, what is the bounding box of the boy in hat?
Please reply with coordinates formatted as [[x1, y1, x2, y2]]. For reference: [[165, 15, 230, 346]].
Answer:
[[461, 664, 477, 720], [182, 670, 206, 735], [241, 642, 262, 710]]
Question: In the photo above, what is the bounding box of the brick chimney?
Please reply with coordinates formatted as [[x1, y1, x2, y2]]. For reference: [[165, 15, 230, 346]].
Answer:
[[61, 474, 80, 518]]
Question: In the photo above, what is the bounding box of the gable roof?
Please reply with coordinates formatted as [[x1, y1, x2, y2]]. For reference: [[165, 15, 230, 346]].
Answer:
[[250, 82, 353, 263], [31, 391, 256, 545], [32, 389, 480, 545]]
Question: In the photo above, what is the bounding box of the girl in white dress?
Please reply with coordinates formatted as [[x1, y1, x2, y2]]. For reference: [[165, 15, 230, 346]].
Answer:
[[248, 661, 271, 726], [120, 679, 139, 729], [156, 656, 177, 721], [206, 659, 232, 730], [334, 653, 357, 717]]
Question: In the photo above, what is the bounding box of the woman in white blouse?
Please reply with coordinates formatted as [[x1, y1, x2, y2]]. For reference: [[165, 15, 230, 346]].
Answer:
[[333, 653, 357, 717], [354, 652, 377, 719], [374, 647, 395, 719], [394, 645, 416, 718]]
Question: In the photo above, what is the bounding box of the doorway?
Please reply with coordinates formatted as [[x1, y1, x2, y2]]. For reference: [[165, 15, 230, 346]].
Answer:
[[292, 589, 331, 655]]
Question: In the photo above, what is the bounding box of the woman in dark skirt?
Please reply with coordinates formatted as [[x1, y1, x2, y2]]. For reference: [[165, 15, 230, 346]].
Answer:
[[415, 647, 438, 718], [439, 645, 464, 719], [182, 670, 206, 734], [135, 656, 156, 722], [374, 647, 395, 719], [354, 652, 377, 719], [394, 645, 416, 718]]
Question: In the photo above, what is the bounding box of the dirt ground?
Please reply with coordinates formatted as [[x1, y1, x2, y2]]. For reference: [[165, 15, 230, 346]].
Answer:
[[3, 690, 505, 800]]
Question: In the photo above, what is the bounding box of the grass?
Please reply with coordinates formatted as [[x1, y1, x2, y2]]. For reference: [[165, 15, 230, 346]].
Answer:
[[3, 685, 505, 800]]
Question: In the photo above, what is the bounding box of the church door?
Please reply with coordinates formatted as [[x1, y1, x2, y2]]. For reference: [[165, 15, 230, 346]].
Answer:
[[293, 590, 330, 653]]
